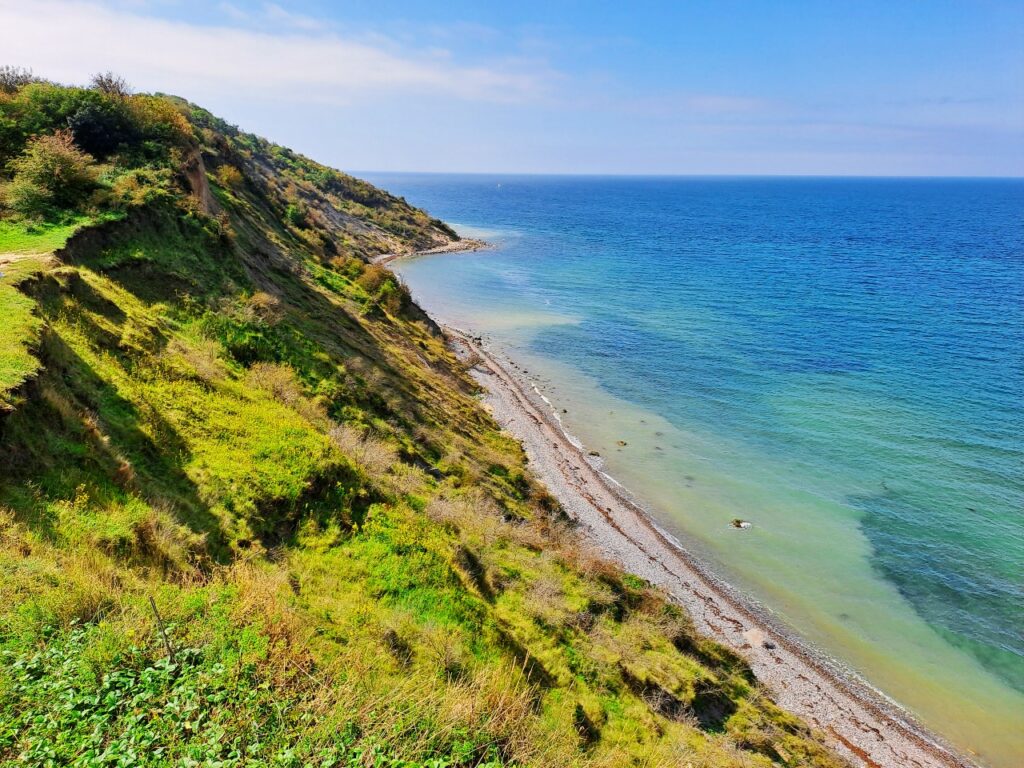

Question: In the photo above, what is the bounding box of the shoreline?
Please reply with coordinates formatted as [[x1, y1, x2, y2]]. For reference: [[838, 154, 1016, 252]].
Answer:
[[441, 325, 977, 768], [371, 237, 490, 266]]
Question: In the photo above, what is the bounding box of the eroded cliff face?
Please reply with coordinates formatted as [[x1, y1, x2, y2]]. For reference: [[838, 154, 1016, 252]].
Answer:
[[181, 147, 216, 215]]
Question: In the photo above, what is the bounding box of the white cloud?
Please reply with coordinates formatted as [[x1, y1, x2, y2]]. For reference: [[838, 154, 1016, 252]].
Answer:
[[261, 3, 320, 32], [0, 0, 551, 104], [218, 2, 323, 32]]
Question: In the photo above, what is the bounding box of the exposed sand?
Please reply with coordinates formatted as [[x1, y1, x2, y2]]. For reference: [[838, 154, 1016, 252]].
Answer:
[[443, 326, 977, 768], [371, 238, 490, 266]]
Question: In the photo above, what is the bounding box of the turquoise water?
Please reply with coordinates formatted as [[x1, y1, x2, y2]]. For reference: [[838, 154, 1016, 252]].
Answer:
[[364, 174, 1024, 766]]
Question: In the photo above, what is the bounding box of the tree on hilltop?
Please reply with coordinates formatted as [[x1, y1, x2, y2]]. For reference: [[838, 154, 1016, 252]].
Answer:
[[91, 71, 132, 99], [0, 66, 39, 94]]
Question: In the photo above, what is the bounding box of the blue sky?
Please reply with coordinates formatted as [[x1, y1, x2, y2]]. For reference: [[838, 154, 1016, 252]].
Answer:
[[1, 0, 1022, 175]]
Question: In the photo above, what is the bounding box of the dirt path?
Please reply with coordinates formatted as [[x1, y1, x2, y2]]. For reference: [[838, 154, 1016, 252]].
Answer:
[[0, 251, 49, 268]]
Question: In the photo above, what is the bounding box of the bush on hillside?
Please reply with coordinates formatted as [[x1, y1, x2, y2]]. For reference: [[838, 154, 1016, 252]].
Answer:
[[285, 202, 307, 228], [110, 167, 176, 208], [66, 98, 138, 158], [126, 94, 192, 148], [355, 263, 390, 295], [216, 164, 243, 189], [3, 129, 97, 218], [0, 84, 192, 167], [0, 83, 127, 163], [355, 264, 411, 316]]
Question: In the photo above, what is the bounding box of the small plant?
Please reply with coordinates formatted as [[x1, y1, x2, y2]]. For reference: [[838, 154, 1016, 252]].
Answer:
[[285, 201, 307, 228]]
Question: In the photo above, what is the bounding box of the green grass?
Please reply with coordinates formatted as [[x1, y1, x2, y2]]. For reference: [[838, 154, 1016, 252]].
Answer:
[[0, 218, 89, 255], [0, 216, 100, 408], [0, 215, 847, 766], [0, 83, 849, 768], [0, 286, 39, 410], [0, 254, 51, 410]]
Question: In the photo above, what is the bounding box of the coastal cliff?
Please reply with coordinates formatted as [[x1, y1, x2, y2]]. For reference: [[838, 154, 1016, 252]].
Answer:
[[0, 77, 850, 766]]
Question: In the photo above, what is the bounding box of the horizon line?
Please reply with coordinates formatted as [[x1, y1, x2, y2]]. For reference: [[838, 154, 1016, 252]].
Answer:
[[351, 170, 1024, 181]]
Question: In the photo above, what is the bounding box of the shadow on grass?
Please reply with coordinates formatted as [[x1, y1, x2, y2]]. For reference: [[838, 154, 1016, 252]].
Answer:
[[0, 330, 229, 561]]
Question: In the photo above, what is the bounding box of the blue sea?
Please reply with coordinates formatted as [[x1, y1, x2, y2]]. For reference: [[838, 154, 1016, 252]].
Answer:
[[362, 174, 1024, 767]]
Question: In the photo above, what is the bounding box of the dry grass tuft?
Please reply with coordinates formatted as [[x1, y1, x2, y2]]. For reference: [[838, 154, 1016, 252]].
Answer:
[[160, 337, 227, 384], [438, 662, 539, 763], [328, 423, 398, 476], [242, 291, 283, 324], [247, 362, 326, 424]]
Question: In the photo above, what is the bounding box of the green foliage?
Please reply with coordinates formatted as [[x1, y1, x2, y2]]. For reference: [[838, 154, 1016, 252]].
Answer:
[[199, 311, 286, 365], [0, 82, 191, 170], [215, 164, 243, 189], [4, 130, 97, 219], [109, 167, 177, 209], [1, 628, 291, 766], [0, 622, 513, 767], [66, 97, 138, 159], [0, 83, 110, 165], [284, 201, 307, 228]]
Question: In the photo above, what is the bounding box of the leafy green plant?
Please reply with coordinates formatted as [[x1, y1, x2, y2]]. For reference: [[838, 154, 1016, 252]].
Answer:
[[4, 129, 97, 218], [285, 202, 307, 228]]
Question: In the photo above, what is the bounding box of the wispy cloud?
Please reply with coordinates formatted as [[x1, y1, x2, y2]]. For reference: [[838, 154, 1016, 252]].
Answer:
[[218, 2, 322, 32], [0, 0, 553, 104]]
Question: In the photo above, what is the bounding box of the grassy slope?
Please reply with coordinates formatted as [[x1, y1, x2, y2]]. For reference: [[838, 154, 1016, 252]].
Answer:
[[0, 221, 91, 409], [0, 88, 847, 768]]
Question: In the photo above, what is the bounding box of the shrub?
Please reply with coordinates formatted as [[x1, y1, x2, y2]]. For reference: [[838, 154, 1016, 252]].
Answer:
[[284, 202, 307, 228], [110, 167, 176, 208], [242, 291, 284, 324], [377, 277, 410, 316], [67, 98, 138, 158], [127, 95, 192, 147], [215, 164, 243, 189], [329, 423, 398, 476], [5, 129, 97, 218], [0, 84, 191, 167], [199, 311, 285, 366], [356, 263, 390, 295]]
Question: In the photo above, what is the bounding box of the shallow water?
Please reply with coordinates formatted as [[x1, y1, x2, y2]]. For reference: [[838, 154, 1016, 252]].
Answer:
[[364, 174, 1024, 767]]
